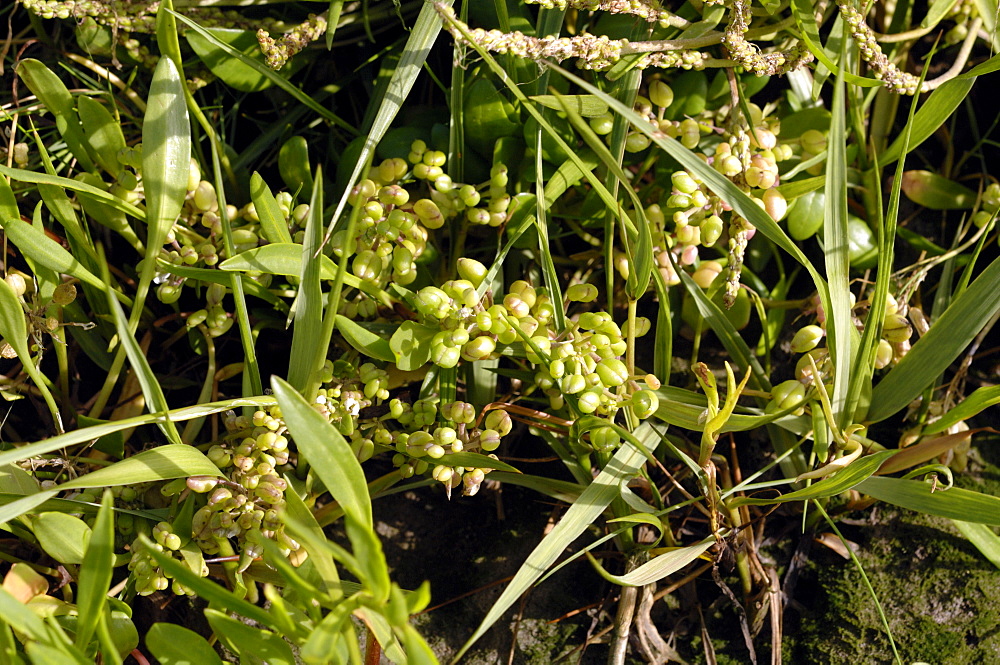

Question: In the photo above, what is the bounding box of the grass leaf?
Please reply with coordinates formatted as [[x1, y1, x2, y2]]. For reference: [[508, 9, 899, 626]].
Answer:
[[855, 476, 1000, 524]]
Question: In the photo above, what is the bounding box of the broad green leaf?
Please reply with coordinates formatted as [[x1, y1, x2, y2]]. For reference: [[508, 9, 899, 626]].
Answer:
[[390, 321, 437, 371], [62, 445, 221, 490], [924, 385, 1000, 434], [855, 476, 1000, 524], [901, 170, 976, 209], [464, 77, 520, 156], [454, 421, 660, 660], [146, 624, 223, 665], [869, 255, 1000, 422], [74, 491, 115, 649], [250, 173, 294, 244], [136, 54, 191, 330], [952, 521, 1000, 570], [31, 512, 92, 565], [204, 609, 296, 665], [0, 177, 17, 221], [272, 377, 372, 529], [278, 137, 314, 200], [0, 464, 39, 496], [16, 59, 97, 172], [334, 315, 395, 362], [77, 96, 127, 176], [220, 243, 336, 279], [591, 538, 714, 587], [186, 28, 273, 92], [729, 450, 898, 507]]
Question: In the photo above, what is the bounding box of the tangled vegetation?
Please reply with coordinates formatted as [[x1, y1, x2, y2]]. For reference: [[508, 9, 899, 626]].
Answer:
[[1, 0, 999, 663]]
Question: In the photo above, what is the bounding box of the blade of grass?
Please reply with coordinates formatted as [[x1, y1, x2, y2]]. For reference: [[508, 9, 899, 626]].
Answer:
[[287, 166, 325, 392], [855, 476, 1000, 524], [322, 0, 453, 245], [867, 254, 1000, 422], [73, 490, 114, 649], [453, 424, 660, 661]]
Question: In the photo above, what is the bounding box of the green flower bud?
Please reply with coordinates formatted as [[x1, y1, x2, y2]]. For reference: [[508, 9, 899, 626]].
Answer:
[[578, 390, 602, 414], [479, 429, 502, 452], [457, 258, 488, 287], [590, 426, 620, 452], [631, 389, 660, 419], [648, 80, 674, 109], [875, 338, 894, 369], [790, 324, 824, 353]]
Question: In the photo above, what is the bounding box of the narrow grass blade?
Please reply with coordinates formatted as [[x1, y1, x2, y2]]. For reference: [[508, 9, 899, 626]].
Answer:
[[822, 62, 855, 428], [729, 450, 897, 507], [287, 167, 325, 391], [272, 376, 372, 530], [879, 78, 975, 166], [952, 521, 1000, 570], [168, 11, 355, 133], [323, 0, 452, 243], [0, 445, 221, 524], [590, 538, 714, 587], [99, 244, 181, 444], [1, 215, 118, 300], [74, 490, 114, 649], [923, 385, 1000, 434], [0, 165, 144, 220], [453, 428, 660, 661], [868, 255, 1000, 422], [855, 476, 1000, 524]]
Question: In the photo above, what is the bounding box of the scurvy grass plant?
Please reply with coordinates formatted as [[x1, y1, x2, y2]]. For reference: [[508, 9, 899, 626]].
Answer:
[[1, 0, 1000, 662]]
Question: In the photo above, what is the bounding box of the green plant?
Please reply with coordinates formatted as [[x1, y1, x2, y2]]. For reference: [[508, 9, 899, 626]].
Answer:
[[2, 0, 1000, 663]]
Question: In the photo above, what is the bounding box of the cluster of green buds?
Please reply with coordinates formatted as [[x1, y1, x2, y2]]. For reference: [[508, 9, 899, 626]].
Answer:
[[973, 182, 1000, 232], [156, 159, 287, 309], [180, 408, 301, 569], [127, 530, 207, 597], [783, 291, 913, 397]]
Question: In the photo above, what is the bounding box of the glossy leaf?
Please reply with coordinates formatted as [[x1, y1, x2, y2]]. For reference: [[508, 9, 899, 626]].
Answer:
[[204, 609, 296, 665], [901, 170, 976, 210], [390, 321, 437, 371], [137, 53, 190, 330], [0, 165, 144, 220], [250, 172, 294, 244], [16, 59, 97, 172], [529, 94, 608, 117], [590, 538, 714, 587], [334, 315, 395, 362], [0, 396, 275, 469], [146, 624, 223, 665], [187, 28, 273, 92], [31, 512, 91, 565], [77, 96, 127, 176], [0, 215, 111, 297], [952, 521, 1000, 570]]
